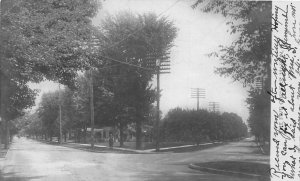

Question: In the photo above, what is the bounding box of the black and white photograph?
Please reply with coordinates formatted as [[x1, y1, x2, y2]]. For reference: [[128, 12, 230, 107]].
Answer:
[[0, 0, 299, 181]]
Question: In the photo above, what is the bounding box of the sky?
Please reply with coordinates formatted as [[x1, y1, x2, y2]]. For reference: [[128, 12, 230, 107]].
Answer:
[[29, 0, 250, 122]]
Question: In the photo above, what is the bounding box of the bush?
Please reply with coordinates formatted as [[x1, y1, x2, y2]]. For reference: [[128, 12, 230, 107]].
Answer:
[[160, 108, 248, 144]]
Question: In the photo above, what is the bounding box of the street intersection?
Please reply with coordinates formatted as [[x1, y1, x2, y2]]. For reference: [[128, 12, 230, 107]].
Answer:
[[0, 137, 269, 181]]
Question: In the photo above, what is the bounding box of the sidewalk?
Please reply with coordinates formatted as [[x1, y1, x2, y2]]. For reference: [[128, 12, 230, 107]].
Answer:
[[36, 139, 223, 154], [188, 138, 270, 181], [189, 161, 270, 180], [68, 142, 151, 154]]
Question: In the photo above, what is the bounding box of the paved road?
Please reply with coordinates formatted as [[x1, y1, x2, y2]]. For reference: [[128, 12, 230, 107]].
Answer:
[[0, 137, 268, 181]]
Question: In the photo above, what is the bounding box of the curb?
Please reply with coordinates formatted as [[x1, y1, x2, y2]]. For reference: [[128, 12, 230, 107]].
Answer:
[[144, 142, 223, 152], [188, 163, 269, 180], [35, 139, 156, 154], [32, 139, 224, 154], [69, 143, 154, 154]]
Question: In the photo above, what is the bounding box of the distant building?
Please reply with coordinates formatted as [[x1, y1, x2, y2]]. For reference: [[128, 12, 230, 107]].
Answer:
[[86, 127, 114, 142]]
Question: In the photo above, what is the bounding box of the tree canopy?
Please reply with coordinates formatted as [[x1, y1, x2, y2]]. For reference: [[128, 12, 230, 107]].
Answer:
[[95, 11, 177, 149], [1, 0, 100, 86], [161, 108, 248, 144], [1, 0, 100, 146], [193, 0, 271, 86], [193, 1, 271, 150]]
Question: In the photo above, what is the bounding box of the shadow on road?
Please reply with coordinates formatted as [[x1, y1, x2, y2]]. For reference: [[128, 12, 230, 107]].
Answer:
[[0, 171, 44, 181], [192, 161, 270, 181]]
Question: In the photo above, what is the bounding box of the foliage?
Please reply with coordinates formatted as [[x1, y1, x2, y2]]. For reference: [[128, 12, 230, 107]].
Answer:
[[71, 74, 91, 129], [1, 0, 100, 146], [0, 76, 37, 120], [23, 73, 114, 141], [21, 112, 44, 137], [1, 0, 101, 146], [37, 91, 60, 137], [1, 0, 100, 86], [90, 71, 114, 127], [193, 0, 271, 86], [97, 11, 177, 149], [192, 0, 271, 147], [246, 90, 270, 143], [161, 108, 248, 144]]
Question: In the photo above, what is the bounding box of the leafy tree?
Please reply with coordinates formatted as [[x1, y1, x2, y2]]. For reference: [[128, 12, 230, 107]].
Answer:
[[38, 91, 60, 141], [192, 0, 271, 147], [222, 112, 248, 140], [1, 0, 100, 85], [22, 112, 44, 139], [1, 0, 101, 148], [97, 11, 177, 149], [1, 0, 100, 147], [162, 108, 248, 144], [0, 74, 37, 146], [24, 86, 84, 142], [60, 87, 77, 141], [247, 90, 270, 143], [69, 72, 113, 143], [91, 71, 114, 127], [60, 75, 90, 143], [192, 0, 271, 84]]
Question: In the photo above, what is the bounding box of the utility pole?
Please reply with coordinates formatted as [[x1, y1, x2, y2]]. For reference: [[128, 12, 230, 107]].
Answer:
[[154, 57, 170, 152], [145, 53, 170, 152], [156, 61, 160, 152], [58, 83, 62, 144], [254, 78, 264, 94], [209, 101, 220, 113], [191, 88, 205, 111], [89, 69, 95, 149]]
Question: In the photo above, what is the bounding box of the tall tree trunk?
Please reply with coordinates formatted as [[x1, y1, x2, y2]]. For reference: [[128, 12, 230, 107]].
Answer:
[[119, 121, 124, 147], [78, 129, 81, 143], [50, 132, 53, 142], [1, 74, 9, 149], [1, 0, 12, 149], [64, 132, 67, 142], [1, 127, 5, 144], [136, 119, 142, 150], [5, 122, 9, 148], [83, 126, 87, 143], [76, 129, 79, 143]]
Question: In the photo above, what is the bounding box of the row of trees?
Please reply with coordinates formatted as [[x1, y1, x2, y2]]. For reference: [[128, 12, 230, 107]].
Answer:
[[194, 0, 272, 149], [24, 90, 248, 147], [22, 73, 152, 147], [2, 0, 271, 152], [160, 108, 248, 145], [1, 0, 101, 148], [1, 0, 177, 149]]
